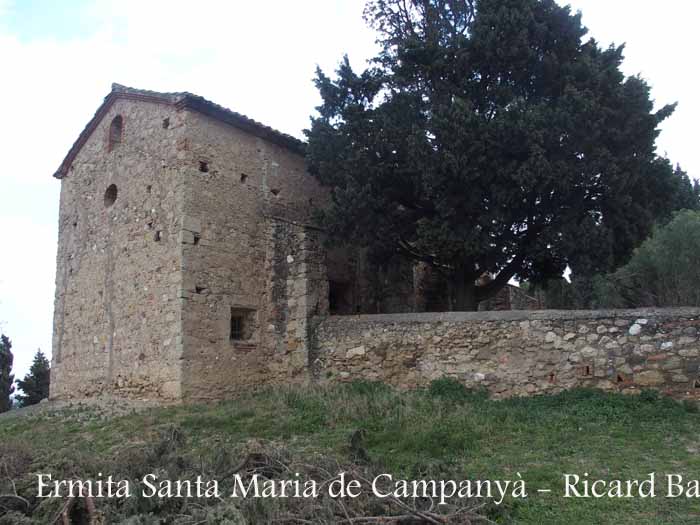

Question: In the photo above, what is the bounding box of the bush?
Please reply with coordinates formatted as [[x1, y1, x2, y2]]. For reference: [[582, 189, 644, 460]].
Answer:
[[593, 210, 700, 307], [640, 389, 660, 403], [427, 377, 487, 402]]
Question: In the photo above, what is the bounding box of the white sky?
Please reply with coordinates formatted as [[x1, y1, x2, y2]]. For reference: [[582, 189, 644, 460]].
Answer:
[[0, 0, 697, 380]]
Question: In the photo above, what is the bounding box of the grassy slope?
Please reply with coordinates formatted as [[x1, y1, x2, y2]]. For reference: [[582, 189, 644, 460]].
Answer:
[[2, 382, 700, 524]]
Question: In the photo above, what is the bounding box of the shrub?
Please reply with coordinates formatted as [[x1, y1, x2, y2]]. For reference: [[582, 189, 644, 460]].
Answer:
[[593, 210, 700, 307], [427, 377, 487, 402]]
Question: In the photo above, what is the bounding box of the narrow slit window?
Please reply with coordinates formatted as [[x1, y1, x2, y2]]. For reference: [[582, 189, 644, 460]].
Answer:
[[230, 315, 243, 340], [108, 115, 123, 151]]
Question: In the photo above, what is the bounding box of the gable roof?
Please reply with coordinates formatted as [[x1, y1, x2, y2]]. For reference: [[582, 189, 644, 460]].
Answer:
[[53, 83, 306, 179]]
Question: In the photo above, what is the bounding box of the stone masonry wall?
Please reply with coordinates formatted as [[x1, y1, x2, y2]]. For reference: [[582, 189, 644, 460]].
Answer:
[[315, 308, 700, 399], [176, 110, 331, 402], [51, 98, 186, 401]]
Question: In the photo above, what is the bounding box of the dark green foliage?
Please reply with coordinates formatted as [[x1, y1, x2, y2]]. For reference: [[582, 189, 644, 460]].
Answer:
[[640, 389, 660, 403], [0, 334, 14, 413], [523, 277, 578, 309], [522, 275, 610, 309], [428, 377, 469, 400], [592, 210, 700, 307], [15, 350, 50, 407], [427, 377, 487, 402], [669, 165, 699, 212], [306, 0, 683, 310]]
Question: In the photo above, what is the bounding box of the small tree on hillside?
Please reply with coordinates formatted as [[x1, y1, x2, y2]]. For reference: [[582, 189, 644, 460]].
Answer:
[[0, 334, 14, 413], [15, 349, 50, 407]]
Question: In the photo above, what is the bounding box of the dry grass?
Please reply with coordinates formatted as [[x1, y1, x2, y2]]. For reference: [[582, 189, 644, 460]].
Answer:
[[1, 381, 700, 523]]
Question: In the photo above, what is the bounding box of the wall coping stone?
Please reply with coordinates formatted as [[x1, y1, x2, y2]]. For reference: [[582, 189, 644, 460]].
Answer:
[[319, 307, 700, 325]]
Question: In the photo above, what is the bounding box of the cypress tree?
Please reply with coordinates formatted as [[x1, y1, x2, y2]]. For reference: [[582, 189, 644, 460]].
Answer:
[[306, 0, 683, 310], [15, 349, 50, 407], [0, 334, 14, 412]]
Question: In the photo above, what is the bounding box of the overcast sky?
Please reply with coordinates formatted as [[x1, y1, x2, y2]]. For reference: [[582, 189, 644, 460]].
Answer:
[[0, 0, 697, 380]]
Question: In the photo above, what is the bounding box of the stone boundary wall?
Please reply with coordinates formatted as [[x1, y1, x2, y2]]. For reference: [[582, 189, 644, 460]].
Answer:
[[314, 308, 700, 399]]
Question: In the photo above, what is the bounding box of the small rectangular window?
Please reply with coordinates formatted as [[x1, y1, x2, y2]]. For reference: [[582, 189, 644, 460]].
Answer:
[[230, 307, 256, 342]]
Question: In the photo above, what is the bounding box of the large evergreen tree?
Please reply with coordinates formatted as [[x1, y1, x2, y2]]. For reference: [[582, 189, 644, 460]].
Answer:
[[0, 334, 14, 412], [15, 349, 50, 407], [306, 0, 685, 310]]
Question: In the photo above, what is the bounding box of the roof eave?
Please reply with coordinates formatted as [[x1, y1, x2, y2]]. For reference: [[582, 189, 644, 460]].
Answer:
[[179, 95, 306, 155]]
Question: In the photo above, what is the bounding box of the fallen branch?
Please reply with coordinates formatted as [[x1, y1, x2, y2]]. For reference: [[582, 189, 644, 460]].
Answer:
[[0, 493, 30, 510], [51, 496, 74, 525]]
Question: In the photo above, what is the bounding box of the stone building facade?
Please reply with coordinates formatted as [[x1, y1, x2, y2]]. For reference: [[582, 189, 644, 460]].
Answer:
[[50, 84, 698, 403], [51, 84, 390, 403]]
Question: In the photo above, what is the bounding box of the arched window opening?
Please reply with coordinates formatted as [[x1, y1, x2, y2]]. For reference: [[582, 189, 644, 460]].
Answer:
[[104, 184, 118, 207], [108, 115, 123, 151]]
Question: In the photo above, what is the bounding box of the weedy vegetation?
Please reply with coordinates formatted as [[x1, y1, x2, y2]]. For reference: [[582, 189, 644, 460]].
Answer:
[[1, 381, 699, 523]]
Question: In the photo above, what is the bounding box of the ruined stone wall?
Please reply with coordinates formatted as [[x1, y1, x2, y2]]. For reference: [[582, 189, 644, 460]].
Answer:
[[176, 111, 330, 402], [315, 308, 700, 399], [51, 98, 187, 401], [263, 220, 329, 384], [478, 285, 542, 311], [328, 253, 417, 315], [508, 285, 544, 310]]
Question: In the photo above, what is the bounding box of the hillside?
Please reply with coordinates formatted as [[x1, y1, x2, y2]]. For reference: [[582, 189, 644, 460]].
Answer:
[[1, 382, 700, 524]]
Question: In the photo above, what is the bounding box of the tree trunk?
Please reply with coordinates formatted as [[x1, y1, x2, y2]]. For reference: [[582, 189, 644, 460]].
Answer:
[[450, 270, 479, 311]]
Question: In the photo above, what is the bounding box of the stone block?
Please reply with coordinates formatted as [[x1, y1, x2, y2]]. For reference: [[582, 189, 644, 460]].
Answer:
[[629, 324, 642, 336], [346, 345, 367, 358], [634, 370, 664, 386], [182, 215, 202, 233], [179, 230, 195, 244]]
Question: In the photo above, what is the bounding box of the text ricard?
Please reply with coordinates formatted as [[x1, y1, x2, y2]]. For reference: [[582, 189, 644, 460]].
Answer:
[[36, 472, 700, 503]]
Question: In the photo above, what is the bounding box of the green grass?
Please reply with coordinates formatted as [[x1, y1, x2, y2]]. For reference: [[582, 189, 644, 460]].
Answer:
[[1, 382, 700, 523]]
